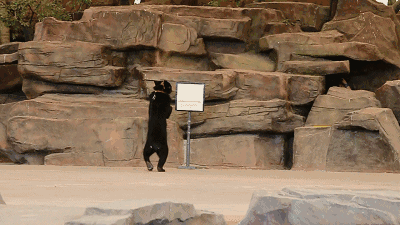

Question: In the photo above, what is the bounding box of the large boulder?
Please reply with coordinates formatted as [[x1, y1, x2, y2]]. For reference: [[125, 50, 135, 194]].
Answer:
[[280, 60, 350, 75], [171, 99, 304, 136], [239, 188, 400, 225], [188, 134, 286, 169], [246, 2, 330, 31], [5, 94, 183, 167], [375, 80, 400, 122], [234, 70, 325, 105], [65, 201, 226, 225], [294, 107, 400, 172], [306, 87, 381, 126], [18, 41, 127, 87], [137, 67, 238, 101], [211, 53, 275, 72]]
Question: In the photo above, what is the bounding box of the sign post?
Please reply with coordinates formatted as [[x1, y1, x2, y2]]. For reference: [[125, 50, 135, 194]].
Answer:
[[175, 82, 205, 169]]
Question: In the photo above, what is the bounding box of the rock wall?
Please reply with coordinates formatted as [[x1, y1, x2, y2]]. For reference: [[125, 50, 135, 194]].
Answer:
[[1, 0, 400, 172]]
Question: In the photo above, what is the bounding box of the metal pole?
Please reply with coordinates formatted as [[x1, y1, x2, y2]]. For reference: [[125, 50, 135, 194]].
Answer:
[[186, 111, 191, 167], [179, 111, 195, 169]]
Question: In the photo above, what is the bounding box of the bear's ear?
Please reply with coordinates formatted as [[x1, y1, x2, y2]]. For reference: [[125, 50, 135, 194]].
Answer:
[[153, 80, 164, 91], [154, 81, 162, 85], [163, 80, 172, 94]]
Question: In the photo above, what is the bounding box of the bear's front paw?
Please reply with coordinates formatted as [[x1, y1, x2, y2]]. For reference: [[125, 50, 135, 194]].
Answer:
[[145, 161, 154, 171], [157, 167, 165, 172]]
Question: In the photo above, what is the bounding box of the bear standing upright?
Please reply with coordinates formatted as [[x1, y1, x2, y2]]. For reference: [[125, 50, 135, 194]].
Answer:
[[143, 80, 173, 172]]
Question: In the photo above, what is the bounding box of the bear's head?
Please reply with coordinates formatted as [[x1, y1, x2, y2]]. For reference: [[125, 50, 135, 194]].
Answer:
[[153, 80, 172, 94]]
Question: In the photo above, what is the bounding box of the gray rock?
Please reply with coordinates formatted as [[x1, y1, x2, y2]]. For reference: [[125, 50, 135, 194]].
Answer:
[[65, 201, 226, 225], [239, 188, 400, 225]]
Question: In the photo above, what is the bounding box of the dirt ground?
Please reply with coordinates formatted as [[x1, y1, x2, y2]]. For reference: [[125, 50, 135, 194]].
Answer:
[[1, 164, 400, 225]]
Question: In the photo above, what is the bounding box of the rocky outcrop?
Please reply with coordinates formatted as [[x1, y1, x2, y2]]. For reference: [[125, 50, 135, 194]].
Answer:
[[280, 60, 350, 75], [239, 188, 400, 225], [375, 80, 400, 123], [66, 201, 226, 225], [306, 87, 381, 126], [188, 134, 286, 169], [294, 107, 400, 172], [4, 94, 183, 167]]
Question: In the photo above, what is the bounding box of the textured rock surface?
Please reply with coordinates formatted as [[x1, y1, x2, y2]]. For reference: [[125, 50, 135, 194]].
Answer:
[[375, 80, 400, 122], [18, 41, 127, 87], [280, 60, 350, 75], [246, 2, 330, 31], [137, 67, 238, 101], [188, 134, 285, 169], [306, 87, 381, 126], [0, 42, 21, 92], [5, 94, 183, 167], [211, 53, 275, 72], [292, 126, 331, 171], [172, 99, 304, 136], [65, 201, 226, 225], [239, 188, 400, 225]]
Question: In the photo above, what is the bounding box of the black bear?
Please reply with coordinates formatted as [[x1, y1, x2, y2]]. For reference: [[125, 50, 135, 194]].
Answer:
[[143, 80, 173, 172]]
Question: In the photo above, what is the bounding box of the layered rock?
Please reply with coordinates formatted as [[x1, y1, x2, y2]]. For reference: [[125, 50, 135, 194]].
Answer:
[[375, 80, 400, 122], [211, 53, 275, 72], [4, 94, 183, 167], [280, 60, 350, 75], [66, 201, 226, 225], [294, 107, 400, 172], [246, 2, 330, 31], [240, 188, 400, 225], [172, 99, 304, 136], [306, 87, 381, 126], [188, 134, 286, 169]]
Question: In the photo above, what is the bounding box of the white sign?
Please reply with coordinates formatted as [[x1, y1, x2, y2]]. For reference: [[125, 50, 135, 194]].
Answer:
[[176, 83, 205, 112]]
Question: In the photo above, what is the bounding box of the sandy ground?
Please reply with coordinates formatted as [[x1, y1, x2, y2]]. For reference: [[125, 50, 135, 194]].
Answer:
[[1, 165, 400, 225]]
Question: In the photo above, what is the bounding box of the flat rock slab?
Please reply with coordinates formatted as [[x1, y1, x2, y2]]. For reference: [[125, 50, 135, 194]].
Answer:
[[66, 201, 226, 225], [137, 67, 238, 101], [188, 134, 285, 169], [0, 42, 20, 54], [239, 188, 400, 225], [18, 41, 126, 87], [306, 86, 381, 126], [280, 60, 350, 75], [375, 80, 400, 122], [5, 94, 183, 167], [172, 99, 304, 135], [211, 53, 275, 72], [246, 2, 330, 31]]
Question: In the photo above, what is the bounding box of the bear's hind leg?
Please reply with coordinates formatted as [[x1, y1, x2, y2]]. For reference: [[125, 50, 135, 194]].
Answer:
[[156, 147, 168, 172], [143, 143, 155, 171]]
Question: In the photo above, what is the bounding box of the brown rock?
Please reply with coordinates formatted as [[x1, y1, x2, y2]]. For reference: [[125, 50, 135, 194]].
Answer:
[[22, 78, 104, 99], [259, 30, 346, 69], [189, 134, 285, 169], [138, 67, 237, 101], [0, 42, 20, 54], [295, 42, 386, 62], [280, 60, 350, 75], [7, 94, 183, 167], [292, 126, 331, 171], [322, 12, 400, 68], [211, 53, 275, 72], [172, 99, 304, 136], [246, 2, 330, 31], [158, 23, 206, 55], [0, 53, 18, 64], [306, 87, 382, 126], [35, 7, 162, 49], [375, 80, 400, 122], [0, 65, 21, 92], [235, 70, 325, 105], [264, 22, 302, 35], [18, 41, 127, 87], [154, 51, 212, 71]]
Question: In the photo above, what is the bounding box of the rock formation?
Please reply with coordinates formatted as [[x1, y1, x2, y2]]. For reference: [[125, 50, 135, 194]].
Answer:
[[1, 0, 400, 172], [65, 201, 226, 225], [239, 188, 400, 224]]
